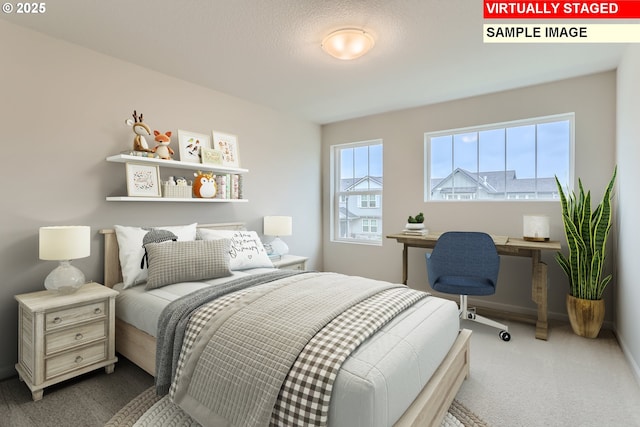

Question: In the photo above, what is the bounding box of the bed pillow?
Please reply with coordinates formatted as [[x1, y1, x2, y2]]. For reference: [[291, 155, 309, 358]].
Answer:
[[198, 229, 274, 270], [114, 223, 198, 288], [145, 239, 232, 290]]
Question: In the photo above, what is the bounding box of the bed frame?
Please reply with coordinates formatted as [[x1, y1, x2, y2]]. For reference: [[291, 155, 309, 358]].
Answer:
[[99, 223, 471, 427]]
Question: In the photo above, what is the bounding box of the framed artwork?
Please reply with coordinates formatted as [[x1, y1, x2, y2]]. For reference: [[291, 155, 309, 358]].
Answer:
[[201, 147, 224, 165], [126, 163, 161, 197], [177, 130, 211, 164], [212, 130, 240, 167]]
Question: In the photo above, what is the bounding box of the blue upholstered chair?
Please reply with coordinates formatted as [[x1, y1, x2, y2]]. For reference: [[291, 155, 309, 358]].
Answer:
[[426, 231, 511, 341]]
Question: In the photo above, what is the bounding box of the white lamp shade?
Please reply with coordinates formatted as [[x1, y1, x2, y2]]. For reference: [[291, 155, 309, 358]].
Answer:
[[523, 215, 550, 241], [263, 216, 292, 237], [39, 226, 91, 260]]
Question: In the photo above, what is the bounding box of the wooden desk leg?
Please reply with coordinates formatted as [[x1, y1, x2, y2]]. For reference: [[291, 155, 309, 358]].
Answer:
[[531, 250, 549, 340], [402, 244, 408, 285]]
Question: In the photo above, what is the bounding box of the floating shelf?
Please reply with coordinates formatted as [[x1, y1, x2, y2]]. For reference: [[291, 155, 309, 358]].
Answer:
[[106, 154, 249, 174], [105, 196, 248, 202], [106, 154, 248, 203]]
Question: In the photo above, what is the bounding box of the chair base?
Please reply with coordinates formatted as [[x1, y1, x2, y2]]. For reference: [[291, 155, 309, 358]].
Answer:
[[459, 295, 511, 341]]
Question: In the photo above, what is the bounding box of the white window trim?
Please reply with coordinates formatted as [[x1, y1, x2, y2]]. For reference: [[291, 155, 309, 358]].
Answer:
[[424, 113, 575, 202], [330, 139, 383, 246]]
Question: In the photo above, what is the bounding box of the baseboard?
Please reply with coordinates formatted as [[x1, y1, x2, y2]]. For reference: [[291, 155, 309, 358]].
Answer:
[[462, 297, 615, 330], [613, 328, 640, 387]]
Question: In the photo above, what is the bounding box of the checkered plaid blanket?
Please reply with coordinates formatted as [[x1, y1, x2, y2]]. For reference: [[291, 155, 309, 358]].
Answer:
[[168, 272, 428, 427]]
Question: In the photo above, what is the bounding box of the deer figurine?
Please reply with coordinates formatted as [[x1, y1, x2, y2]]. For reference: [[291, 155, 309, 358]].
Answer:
[[125, 110, 151, 152]]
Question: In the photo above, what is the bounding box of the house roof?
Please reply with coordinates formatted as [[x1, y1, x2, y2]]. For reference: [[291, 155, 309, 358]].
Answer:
[[432, 169, 558, 194], [341, 176, 383, 192]]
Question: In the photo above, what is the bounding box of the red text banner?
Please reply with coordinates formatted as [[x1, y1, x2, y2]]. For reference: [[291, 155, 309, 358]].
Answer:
[[484, 1, 640, 19]]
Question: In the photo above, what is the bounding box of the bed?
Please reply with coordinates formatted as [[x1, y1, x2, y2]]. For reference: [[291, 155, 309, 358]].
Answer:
[[99, 222, 471, 427]]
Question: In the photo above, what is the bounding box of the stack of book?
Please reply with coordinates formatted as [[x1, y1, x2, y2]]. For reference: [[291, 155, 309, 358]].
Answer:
[[268, 253, 282, 261], [120, 150, 160, 158], [215, 174, 244, 199], [402, 228, 428, 236]]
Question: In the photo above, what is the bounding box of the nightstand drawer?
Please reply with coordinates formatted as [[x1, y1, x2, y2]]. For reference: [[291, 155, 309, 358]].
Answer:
[[46, 321, 107, 355], [45, 301, 106, 331], [45, 341, 107, 380], [271, 255, 308, 271], [279, 263, 305, 271]]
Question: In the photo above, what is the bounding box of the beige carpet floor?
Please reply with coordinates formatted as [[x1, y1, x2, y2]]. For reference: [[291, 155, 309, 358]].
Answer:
[[455, 319, 640, 427], [0, 358, 153, 427], [2, 318, 639, 426]]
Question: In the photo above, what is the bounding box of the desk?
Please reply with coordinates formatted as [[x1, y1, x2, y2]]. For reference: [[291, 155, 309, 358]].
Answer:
[[387, 232, 561, 340]]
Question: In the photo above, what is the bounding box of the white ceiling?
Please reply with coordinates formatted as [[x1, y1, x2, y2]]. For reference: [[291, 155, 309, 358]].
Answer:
[[2, 0, 626, 124]]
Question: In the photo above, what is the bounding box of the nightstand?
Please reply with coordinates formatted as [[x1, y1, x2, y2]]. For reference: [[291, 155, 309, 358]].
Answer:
[[271, 255, 308, 271], [15, 282, 118, 401]]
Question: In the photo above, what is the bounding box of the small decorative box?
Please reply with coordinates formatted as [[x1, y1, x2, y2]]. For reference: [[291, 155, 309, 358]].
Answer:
[[162, 182, 192, 198]]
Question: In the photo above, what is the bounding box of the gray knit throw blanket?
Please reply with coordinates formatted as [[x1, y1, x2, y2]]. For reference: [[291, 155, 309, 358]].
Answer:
[[154, 270, 304, 395], [171, 272, 402, 427]]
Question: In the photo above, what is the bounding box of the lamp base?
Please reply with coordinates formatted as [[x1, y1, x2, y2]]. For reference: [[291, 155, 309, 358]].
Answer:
[[270, 237, 289, 256], [44, 260, 86, 294], [523, 236, 550, 242]]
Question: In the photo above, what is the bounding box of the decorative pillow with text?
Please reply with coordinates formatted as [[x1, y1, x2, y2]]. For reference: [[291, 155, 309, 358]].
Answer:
[[198, 229, 274, 270]]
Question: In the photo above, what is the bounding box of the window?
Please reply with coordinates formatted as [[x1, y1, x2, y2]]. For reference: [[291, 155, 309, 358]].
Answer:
[[359, 194, 379, 208], [331, 139, 383, 244], [362, 219, 379, 233], [424, 113, 574, 201]]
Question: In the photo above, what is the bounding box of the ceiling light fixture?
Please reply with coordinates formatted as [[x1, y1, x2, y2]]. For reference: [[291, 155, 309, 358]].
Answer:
[[321, 28, 375, 60]]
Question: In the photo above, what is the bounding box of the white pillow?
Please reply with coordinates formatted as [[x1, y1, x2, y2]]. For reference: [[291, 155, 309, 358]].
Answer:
[[114, 223, 198, 288], [198, 229, 274, 270]]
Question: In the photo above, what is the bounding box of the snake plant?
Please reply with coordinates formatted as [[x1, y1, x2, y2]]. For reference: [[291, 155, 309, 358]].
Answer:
[[555, 167, 617, 300]]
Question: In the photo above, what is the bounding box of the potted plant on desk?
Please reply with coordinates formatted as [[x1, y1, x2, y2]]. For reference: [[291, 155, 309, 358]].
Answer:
[[555, 167, 617, 338]]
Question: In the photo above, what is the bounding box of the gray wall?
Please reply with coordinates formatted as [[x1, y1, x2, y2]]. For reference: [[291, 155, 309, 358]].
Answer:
[[322, 72, 617, 325], [616, 45, 640, 382], [0, 20, 322, 379]]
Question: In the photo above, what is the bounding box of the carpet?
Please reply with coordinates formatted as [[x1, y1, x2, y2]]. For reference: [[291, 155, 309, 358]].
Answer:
[[105, 386, 489, 427]]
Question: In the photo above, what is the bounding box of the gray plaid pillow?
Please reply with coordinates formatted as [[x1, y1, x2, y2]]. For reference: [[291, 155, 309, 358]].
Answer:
[[145, 239, 232, 290]]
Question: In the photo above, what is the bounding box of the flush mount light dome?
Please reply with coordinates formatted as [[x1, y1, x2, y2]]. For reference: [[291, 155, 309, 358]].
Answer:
[[321, 28, 375, 60]]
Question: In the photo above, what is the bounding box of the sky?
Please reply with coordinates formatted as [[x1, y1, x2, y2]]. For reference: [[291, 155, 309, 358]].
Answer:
[[430, 119, 571, 184]]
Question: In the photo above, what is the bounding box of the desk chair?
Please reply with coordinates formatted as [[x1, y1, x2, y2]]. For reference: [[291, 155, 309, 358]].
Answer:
[[426, 231, 511, 341]]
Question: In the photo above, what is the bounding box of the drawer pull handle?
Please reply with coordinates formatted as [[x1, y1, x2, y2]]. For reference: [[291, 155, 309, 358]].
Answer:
[[75, 356, 83, 363], [75, 333, 83, 340], [53, 317, 62, 324], [94, 308, 102, 314]]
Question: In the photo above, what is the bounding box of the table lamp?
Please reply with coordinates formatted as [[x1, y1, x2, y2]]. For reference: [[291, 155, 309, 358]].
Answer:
[[39, 226, 90, 294], [263, 216, 292, 256], [523, 215, 550, 242]]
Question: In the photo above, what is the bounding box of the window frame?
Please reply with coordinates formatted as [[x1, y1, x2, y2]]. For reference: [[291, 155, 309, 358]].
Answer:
[[424, 113, 575, 202], [330, 139, 383, 246]]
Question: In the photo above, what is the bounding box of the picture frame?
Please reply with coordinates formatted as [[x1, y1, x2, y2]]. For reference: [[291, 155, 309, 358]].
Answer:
[[177, 130, 211, 164], [201, 147, 224, 166], [125, 163, 161, 197], [212, 130, 240, 167]]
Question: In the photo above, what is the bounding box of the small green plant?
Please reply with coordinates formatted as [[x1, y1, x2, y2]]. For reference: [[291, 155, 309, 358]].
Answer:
[[407, 212, 424, 224], [555, 167, 616, 300]]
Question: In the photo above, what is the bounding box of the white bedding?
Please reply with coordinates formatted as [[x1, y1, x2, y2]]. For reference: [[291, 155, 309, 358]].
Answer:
[[114, 272, 460, 427]]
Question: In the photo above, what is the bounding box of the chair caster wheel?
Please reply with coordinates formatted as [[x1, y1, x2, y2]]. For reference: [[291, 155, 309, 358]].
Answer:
[[499, 331, 511, 342]]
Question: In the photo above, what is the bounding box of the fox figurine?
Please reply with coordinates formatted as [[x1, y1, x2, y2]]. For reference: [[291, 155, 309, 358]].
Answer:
[[152, 130, 174, 160]]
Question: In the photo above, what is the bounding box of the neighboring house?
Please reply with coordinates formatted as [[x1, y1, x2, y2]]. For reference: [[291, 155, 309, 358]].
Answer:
[[430, 169, 559, 200], [338, 176, 382, 240]]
